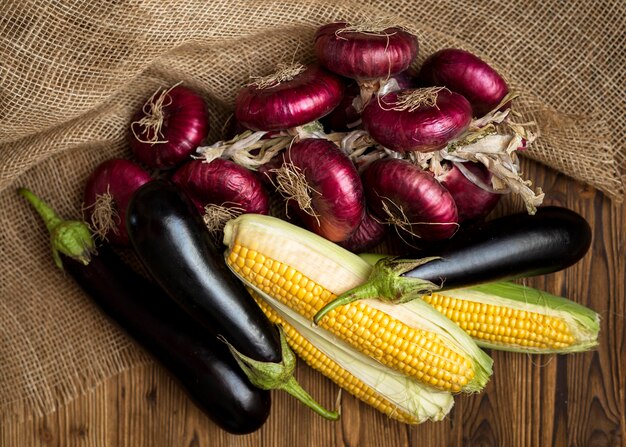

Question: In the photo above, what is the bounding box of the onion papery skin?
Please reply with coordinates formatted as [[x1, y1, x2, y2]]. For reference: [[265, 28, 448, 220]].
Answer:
[[275, 138, 364, 242], [83, 158, 152, 246], [130, 86, 210, 169], [234, 64, 345, 132], [417, 48, 509, 117], [437, 162, 501, 223], [362, 158, 458, 241], [362, 89, 472, 153], [314, 22, 418, 80], [338, 210, 387, 253], [171, 159, 270, 216]]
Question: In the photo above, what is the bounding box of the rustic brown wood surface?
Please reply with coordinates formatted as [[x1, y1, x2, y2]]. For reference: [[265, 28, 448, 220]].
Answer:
[[2, 160, 625, 447]]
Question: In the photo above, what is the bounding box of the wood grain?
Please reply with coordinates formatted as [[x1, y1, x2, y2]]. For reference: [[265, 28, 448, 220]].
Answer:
[[2, 161, 625, 447]]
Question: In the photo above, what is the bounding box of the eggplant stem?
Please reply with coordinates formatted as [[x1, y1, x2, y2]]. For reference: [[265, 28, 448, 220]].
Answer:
[[19, 188, 63, 232], [279, 376, 340, 420], [313, 256, 441, 323], [222, 326, 339, 421], [313, 283, 378, 325], [18, 188, 95, 269]]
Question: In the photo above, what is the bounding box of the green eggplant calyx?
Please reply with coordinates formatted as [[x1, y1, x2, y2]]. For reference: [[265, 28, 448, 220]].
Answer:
[[222, 326, 340, 421], [19, 187, 95, 269], [313, 256, 441, 324]]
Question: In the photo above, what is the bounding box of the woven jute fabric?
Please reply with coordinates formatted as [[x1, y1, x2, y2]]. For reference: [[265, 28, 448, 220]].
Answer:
[[0, 0, 624, 422]]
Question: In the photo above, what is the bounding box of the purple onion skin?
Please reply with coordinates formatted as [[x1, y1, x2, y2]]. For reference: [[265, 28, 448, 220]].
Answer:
[[362, 158, 458, 241], [171, 159, 270, 216], [278, 139, 365, 243], [417, 48, 509, 117], [438, 162, 501, 223], [362, 89, 472, 153], [235, 64, 345, 132], [84, 159, 152, 246], [338, 210, 387, 253], [130, 86, 210, 169], [320, 80, 362, 132], [321, 71, 418, 132], [392, 70, 420, 90], [314, 22, 418, 80]]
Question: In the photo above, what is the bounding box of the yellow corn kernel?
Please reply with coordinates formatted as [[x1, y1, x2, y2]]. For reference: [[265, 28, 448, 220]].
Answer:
[[227, 246, 475, 393], [422, 292, 576, 350], [252, 293, 420, 424]]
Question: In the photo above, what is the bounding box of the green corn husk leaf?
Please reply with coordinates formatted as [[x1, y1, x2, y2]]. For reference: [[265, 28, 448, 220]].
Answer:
[[245, 281, 455, 423]]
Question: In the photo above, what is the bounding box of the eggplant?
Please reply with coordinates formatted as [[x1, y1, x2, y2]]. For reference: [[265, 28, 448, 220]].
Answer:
[[403, 206, 592, 288], [65, 246, 271, 434], [125, 180, 338, 420], [18, 188, 270, 435], [126, 179, 281, 363], [314, 206, 591, 322]]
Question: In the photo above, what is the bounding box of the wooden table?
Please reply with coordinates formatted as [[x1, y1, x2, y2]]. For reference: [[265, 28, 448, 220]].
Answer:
[[3, 160, 625, 447]]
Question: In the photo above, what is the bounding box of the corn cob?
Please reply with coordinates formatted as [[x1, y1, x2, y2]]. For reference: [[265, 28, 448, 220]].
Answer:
[[420, 283, 599, 353], [248, 287, 454, 424], [223, 214, 493, 394], [355, 253, 600, 353]]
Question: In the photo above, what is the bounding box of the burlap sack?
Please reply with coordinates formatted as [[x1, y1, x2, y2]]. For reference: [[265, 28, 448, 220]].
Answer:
[[1, 0, 624, 423]]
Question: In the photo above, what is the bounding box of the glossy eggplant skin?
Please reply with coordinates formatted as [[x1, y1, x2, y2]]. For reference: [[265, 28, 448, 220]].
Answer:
[[126, 180, 282, 363], [63, 247, 271, 434], [405, 206, 592, 289]]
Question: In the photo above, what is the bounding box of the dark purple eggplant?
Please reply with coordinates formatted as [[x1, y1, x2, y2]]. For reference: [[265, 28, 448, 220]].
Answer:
[[126, 180, 280, 362], [18, 187, 270, 435], [402, 206, 591, 287], [125, 180, 338, 420], [314, 206, 591, 322]]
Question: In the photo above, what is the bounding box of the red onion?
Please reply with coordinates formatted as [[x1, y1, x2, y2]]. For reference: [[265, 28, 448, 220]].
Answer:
[[234, 64, 345, 131], [269, 138, 364, 242], [362, 158, 458, 241], [171, 159, 269, 232], [130, 84, 210, 169], [321, 71, 417, 132], [320, 80, 362, 132], [393, 70, 419, 88], [338, 210, 387, 253], [436, 161, 501, 223], [83, 158, 152, 245], [314, 22, 418, 80], [417, 48, 509, 117], [362, 87, 472, 153]]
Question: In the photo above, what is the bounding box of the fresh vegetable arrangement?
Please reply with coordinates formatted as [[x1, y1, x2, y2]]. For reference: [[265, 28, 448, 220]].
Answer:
[[17, 19, 600, 433], [223, 214, 495, 395], [193, 21, 543, 243], [125, 180, 338, 420], [222, 213, 599, 421]]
